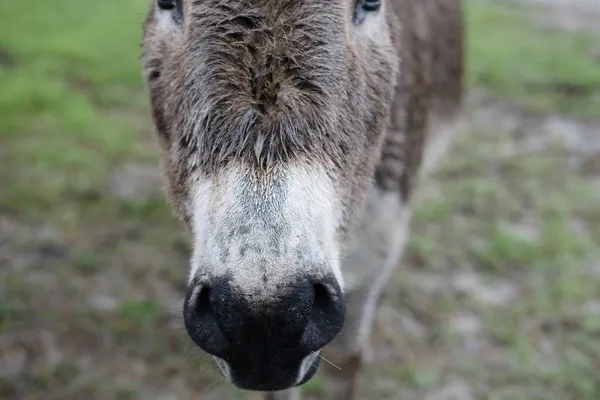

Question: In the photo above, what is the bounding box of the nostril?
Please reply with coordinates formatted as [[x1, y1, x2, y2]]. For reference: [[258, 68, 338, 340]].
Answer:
[[310, 283, 331, 320], [301, 281, 346, 352], [195, 286, 212, 317], [183, 284, 229, 358]]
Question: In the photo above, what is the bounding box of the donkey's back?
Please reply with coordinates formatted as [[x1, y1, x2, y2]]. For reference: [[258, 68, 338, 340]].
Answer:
[[376, 0, 464, 197]]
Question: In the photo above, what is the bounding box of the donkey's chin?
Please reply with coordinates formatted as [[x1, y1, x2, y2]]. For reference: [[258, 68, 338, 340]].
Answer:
[[212, 351, 321, 391]]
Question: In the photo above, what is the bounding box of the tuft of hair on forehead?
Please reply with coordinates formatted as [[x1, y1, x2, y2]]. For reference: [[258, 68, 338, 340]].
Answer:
[[167, 0, 362, 176]]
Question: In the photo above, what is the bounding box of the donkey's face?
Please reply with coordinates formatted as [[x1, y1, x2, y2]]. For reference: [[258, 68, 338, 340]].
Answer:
[[142, 0, 399, 391]]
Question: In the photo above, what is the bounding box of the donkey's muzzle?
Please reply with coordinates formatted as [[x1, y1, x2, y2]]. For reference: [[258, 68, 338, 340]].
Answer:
[[183, 274, 345, 391]]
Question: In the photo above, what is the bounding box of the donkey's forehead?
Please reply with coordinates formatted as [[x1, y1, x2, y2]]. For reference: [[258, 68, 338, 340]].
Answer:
[[185, 0, 347, 15], [182, 0, 348, 49], [181, 0, 350, 46], [169, 0, 362, 176]]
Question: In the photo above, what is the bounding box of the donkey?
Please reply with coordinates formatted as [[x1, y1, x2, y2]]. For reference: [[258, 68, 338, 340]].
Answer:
[[141, 0, 463, 398]]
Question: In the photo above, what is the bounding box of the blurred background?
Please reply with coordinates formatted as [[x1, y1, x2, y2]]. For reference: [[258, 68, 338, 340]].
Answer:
[[1, 0, 599, 399]]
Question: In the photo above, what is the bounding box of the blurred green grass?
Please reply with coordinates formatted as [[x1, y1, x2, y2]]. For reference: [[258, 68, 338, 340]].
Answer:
[[0, 0, 155, 222], [1, 0, 600, 399], [466, 0, 600, 116]]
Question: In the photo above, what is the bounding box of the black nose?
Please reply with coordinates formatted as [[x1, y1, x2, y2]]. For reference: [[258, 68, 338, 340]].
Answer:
[[183, 275, 345, 390]]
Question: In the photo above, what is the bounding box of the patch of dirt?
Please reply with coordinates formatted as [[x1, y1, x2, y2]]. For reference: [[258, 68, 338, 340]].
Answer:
[[493, 0, 600, 33], [452, 270, 520, 306], [467, 90, 600, 156], [425, 379, 476, 400], [107, 162, 164, 201]]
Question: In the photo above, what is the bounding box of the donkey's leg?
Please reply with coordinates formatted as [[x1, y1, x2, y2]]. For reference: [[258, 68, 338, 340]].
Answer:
[[321, 187, 412, 400]]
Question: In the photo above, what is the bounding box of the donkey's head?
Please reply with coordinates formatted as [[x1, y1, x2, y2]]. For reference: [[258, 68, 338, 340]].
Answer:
[[142, 0, 399, 391]]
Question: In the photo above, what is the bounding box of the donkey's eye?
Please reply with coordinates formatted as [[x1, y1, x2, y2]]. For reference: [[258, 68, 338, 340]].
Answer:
[[157, 0, 176, 10], [157, 0, 183, 24], [361, 0, 381, 12], [353, 0, 382, 25]]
